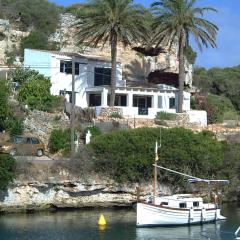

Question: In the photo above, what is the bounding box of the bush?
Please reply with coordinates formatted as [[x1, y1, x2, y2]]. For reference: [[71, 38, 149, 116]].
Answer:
[[155, 112, 177, 121], [0, 80, 11, 131], [83, 126, 101, 139], [191, 94, 236, 124], [49, 129, 71, 154], [0, 154, 16, 190], [17, 70, 61, 112], [193, 66, 240, 111], [89, 127, 224, 183], [5, 117, 24, 136], [20, 30, 59, 57], [109, 112, 123, 119], [9, 67, 39, 85]]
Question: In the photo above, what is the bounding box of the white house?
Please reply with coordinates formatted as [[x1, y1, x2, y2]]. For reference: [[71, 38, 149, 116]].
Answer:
[[24, 48, 191, 119]]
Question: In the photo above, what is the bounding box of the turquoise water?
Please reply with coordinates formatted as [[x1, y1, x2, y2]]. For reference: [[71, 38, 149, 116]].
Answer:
[[0, 204, 239, 240]]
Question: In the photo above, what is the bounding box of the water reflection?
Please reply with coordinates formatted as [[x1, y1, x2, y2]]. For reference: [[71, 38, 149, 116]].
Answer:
[[136, 223, 222, 240], [0, 204, 238, 240]]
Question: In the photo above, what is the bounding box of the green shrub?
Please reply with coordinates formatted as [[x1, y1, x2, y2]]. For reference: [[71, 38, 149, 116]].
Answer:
[[49, 129, 71, 154], [9, 67, 39, 85], [20, 30, 59, 57], [17, 70, 61, 112], [89, 127, 224, 183], [207, 95, 236, 123], [191, 94, 236, 124], [5, 117, 24, 136], [0, 80, 11, 131], [83, 126, 101, 138], [109, 112, 123, 119], [155, 112, 177, 121], [0, 154, 16, 190], [53, 115, 62, 122]]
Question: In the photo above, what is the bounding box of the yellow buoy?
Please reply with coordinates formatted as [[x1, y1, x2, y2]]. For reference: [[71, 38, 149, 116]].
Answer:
[[98, 214, 106, 226]]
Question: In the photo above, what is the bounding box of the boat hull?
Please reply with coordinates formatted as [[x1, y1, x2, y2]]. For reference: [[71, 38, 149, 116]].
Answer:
[[136, 202, 226, 227]]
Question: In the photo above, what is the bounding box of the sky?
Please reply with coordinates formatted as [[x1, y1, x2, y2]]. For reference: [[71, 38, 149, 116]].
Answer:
[[50, 0, 240, 69]]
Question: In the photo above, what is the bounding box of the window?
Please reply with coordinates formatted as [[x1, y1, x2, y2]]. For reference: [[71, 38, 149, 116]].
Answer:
[[193, 202, 199, 207], [169, 97, 176, 109], [179, 202, 187, 208], [75, 62, 80, 75], [60, 61, 80, 75], [10, 136, 23, 143], [31, 138, 40, 144], [158, 96, 163, 108], [89, 94, 101, 106], [114, 95, 127, 106], [94, 68, 111, 86]]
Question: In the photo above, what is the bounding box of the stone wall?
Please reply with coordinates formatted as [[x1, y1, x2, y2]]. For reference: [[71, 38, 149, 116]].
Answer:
[[23, 110, 70, 150]]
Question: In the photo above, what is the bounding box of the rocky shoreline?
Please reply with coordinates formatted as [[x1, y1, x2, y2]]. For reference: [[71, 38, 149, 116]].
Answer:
[[0, 175, 172, 214]]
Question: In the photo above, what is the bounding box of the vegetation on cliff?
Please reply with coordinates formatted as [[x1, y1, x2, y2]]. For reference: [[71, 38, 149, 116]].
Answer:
[[0, 154, 16, 190], [89, 127, 224, 183], [11, 68, 62, 112], [0, 80, 23, 135], [193, 66, 240, 115], [191, 94, 237, 124], [87, 127, 240, 199]]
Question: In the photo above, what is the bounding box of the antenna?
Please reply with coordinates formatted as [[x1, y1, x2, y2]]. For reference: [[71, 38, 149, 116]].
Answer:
[[159, 127, 162, 149]]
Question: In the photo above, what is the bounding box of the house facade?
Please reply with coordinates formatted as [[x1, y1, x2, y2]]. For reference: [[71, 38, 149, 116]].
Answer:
[[24, 49, 191, 119]]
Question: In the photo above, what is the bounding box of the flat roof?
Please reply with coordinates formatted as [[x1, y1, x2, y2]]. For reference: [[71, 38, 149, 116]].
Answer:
[[25, 48, 121, 63]]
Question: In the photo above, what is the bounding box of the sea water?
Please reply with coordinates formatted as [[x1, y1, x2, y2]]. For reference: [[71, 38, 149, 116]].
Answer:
[[0, 203, 239, 240]]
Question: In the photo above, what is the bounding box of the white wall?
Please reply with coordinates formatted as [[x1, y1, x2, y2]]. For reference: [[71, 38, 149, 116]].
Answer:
[[50, 54, 122, 108], [187, 110, 207, 126]]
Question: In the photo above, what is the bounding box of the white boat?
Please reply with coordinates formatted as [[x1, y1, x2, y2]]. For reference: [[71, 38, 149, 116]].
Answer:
[[136, 141, 229, 227]]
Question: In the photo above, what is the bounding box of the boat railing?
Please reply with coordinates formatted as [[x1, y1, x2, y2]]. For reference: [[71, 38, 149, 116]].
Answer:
[[235, 226, 240, 239]]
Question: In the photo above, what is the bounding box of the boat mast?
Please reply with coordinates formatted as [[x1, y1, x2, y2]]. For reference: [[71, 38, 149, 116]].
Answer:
[[153, 141, 159, 205]]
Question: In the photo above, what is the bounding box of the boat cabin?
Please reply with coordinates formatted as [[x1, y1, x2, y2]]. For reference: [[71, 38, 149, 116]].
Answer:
[[154, 194, 204, 209]]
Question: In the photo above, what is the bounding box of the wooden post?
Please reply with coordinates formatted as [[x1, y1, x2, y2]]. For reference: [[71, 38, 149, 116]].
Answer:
[[71, 57, 75, 160], [153, 141, 159, 205]]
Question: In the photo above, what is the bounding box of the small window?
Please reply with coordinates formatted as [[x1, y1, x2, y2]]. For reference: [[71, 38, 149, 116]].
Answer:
[[26, 138, 31, 144], [75, 62, 80, 75], [147, 97, 152, 108], [158, 96, 163, 108], [169, 97, 176, 109], [161, 202, 168, 206], [89, 94, 101, 106], [31, 138, 40, 144], [114, 95, 127, 107], [94, 67, 111, 86], [179, 202, 187, 208], [60, 61, 72, 74], [11, 136, 23, 143], [60, 61, 80, 75], [193, 202, 199, 207]]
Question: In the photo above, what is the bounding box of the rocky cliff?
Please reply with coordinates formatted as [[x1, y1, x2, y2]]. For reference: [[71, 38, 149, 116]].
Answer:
[[53, 13, 193, 87], [0, 19, 28, 66], [0, 161, 172, 213], [0, 13, 193, 86]]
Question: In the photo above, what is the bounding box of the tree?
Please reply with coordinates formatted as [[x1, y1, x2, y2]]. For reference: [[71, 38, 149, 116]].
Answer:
[[0, 80, 11, 131], [75, 0, 147, 106], [152, 0, 218, 112], [0, 154, 16, 190]]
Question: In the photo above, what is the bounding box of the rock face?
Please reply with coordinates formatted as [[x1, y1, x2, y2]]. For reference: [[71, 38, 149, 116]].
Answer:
[[0, 163, 172, 213], [0, 19, 28, 65], [24, 110, 70, 150], [53, 13, 193, 87], [0, 13, 193, 86]]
